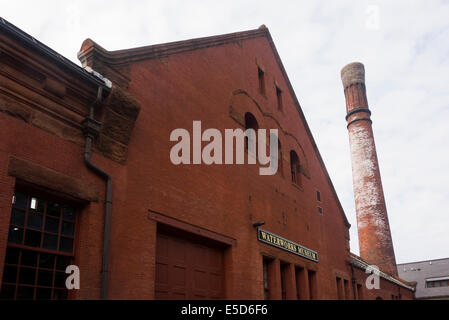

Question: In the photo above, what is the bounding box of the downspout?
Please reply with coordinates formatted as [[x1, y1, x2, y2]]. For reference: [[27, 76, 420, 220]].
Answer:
[[82, 86, 112, 300]]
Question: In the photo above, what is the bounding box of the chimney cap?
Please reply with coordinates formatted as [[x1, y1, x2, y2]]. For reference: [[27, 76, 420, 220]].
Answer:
[[341, 62, 365, 89]]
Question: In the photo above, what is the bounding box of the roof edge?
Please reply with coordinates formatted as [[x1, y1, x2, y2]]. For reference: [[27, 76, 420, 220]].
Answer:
[[397, 257, 449, 266], [78, 26, 270, 66], [262, 30, 351, 228], [350, 253, 416, 291], [0, 17, 111, 91]]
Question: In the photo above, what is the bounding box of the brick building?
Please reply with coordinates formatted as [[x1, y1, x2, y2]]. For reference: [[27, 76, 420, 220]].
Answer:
[[0, 18, 414, 300]]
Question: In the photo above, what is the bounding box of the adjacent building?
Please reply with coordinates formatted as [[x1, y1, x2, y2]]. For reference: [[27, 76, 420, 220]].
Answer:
[[0, 17, 414, 300], [398, 258, 449, 300]]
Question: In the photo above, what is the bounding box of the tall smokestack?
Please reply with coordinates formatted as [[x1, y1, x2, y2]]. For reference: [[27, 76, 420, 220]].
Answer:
[[341, 62, 398, 276]]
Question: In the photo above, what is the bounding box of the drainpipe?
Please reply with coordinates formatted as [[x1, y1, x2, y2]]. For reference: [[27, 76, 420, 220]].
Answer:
[[81, 86, 112, 300]]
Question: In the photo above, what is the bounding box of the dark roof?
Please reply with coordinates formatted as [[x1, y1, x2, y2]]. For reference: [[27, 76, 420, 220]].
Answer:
[[398, 258, 449, 299], [0, 17, 111, 91]]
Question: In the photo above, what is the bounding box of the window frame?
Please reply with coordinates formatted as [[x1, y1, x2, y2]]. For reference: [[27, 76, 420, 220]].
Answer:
[[258, 67, 266, 96], [290, 150, 301, 186], [276, 86, 283, 112], [1, 187, 79, 300]]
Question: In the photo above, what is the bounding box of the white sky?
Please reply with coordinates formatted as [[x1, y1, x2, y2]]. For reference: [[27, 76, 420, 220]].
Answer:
[[2, 0, 448, 264]]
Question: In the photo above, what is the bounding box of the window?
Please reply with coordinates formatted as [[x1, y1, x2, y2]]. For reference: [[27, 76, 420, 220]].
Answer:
[[344, 279, 350, 300], [336, 277, 342, 300], [245, 112, 259, 155], [308, 270, 316, 299], [316, 191, 323, 215], [426, 279, 449, 288], [290, 150, 301, 186], [280, 263, 288, 300], [1, 190, 77, 300], [262, 258, 273, 300], [276, 86, 283, 111], [357, 284, 363, 300], [258, 67, 265, 95], [295, 266, 305, 300]]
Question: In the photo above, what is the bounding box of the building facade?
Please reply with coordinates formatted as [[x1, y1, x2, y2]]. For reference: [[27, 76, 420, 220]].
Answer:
[[0, 18, 414, 300], [398, 258, 449, 300]]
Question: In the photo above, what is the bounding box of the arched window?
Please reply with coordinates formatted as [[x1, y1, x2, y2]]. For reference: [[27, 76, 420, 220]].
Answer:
[[245, 112, 259, 131], [290, 150, 301, 185], [244, 112, 258, 153]]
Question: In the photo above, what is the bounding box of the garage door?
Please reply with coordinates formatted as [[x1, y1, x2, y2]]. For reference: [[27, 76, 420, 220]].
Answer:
[[155, 226, 225, 299]]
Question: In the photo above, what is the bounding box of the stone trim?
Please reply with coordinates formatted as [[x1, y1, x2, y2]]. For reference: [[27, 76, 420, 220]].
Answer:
[[148, 209, 236, 247], [345, 107, 371, 121], [7, 156, 99, 202], [346, 118, 373, 128]]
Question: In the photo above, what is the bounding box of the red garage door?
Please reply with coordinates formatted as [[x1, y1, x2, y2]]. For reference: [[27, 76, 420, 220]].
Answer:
[[155, 226, 225, 299]]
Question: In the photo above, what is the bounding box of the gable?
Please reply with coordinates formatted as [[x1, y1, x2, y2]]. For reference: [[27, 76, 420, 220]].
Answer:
[[78, 26, 351, 229]]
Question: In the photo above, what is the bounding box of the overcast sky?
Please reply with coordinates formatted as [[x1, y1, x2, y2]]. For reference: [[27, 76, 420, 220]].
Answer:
[[3, 1, 448, 264]]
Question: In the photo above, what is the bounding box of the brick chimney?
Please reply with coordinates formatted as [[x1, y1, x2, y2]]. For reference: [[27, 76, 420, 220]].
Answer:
[[341, 62, 398, 276]]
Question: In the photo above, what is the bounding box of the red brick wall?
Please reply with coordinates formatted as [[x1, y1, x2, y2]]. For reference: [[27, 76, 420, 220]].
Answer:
[[100, 35, 352, 299], [352, 267, 414, 300], [0, 112, 115, 298], [0, 28, 413, 299]]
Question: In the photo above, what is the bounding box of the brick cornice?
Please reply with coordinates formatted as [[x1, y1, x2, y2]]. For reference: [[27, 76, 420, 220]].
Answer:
[[78, 28, 269, 67]]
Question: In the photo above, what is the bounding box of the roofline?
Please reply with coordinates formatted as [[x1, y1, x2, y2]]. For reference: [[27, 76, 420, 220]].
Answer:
[[350, 254, 415, 291], [397, 257, 449, 266], [0, 17, 111, 91], [78, 27, 269, 66], [263, 29, 352, 228], [426, 276, 449, 282], [78, 25, 351, 228]]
